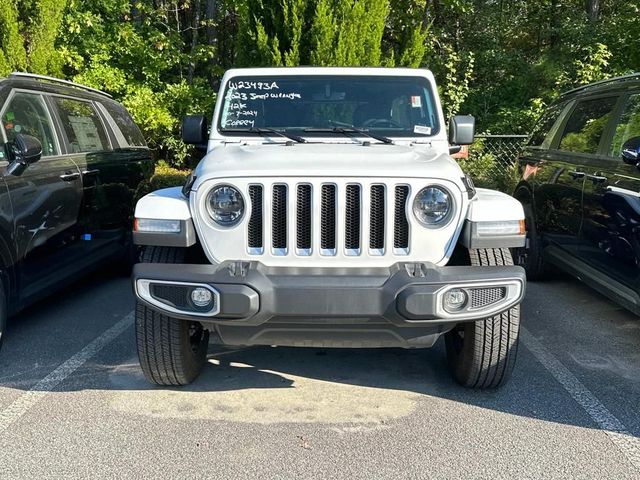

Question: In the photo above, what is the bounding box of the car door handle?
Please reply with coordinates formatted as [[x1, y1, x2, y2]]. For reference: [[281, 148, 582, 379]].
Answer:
[[586, 174, 607, 184], [59, 172, 81, 182], [82, 169, 100, 177], [569, 171, 585, 179]]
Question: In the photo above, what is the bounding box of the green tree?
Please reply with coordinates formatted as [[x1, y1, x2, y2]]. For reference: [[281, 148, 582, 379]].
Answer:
[[25, 0, 68, 74], [2, 0, 639, 167], [0, 0, 28, 75], [236, 0, 428, 67]]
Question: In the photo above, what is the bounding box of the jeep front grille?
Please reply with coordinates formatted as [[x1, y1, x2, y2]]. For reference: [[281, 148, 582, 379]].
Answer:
[[394, 186, 410, 249], [320, 184, 336, 251], [296, 184, 312, 251], [272, 184, 288, 252], [247, 185, 263, 251], [247, 181, 410, 257], [345, 185, 361, 253], [369, 185, 385, 251]]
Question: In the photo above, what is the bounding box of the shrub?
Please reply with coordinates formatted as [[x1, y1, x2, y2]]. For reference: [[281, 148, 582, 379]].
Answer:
[[456, 138, 498, 189], [135, 162, 191, 201], [456, 138, 521, 194]]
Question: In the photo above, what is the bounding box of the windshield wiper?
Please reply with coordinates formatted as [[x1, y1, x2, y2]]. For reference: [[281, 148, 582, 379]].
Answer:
[[303, 126, 394, 145], [220, 127, 306, 144]]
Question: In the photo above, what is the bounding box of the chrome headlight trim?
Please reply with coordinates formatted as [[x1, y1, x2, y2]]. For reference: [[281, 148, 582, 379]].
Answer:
[[205, 184, 245, 227], [412, 185, 455, 228]]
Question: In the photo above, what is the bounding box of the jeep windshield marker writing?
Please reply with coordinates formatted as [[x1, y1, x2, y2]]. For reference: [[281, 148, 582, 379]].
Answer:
[[132, 67, 527, 388]]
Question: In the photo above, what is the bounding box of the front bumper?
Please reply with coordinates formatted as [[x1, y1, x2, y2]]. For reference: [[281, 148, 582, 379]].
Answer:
[[133, 262, 525, 347]]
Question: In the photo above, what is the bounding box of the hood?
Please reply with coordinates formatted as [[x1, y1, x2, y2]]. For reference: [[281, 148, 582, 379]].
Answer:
[[193, 142, 464, 190]]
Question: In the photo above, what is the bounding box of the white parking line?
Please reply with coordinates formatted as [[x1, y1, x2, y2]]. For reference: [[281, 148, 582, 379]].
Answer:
[[0, 311, 134, 434], [521, 327, 640, 472]]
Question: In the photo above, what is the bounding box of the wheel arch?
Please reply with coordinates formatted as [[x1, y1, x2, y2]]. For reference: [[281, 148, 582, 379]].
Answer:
[[0, 232, 17, 312]]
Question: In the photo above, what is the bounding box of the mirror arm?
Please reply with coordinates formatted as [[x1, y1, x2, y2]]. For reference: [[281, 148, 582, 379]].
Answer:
[[3, 158, 26, 177], [449, 145, 461, 155]]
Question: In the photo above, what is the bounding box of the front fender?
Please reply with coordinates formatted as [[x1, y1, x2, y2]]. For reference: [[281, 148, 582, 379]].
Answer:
[[133, 187, 196, 247], [460, 188, 526, 249]]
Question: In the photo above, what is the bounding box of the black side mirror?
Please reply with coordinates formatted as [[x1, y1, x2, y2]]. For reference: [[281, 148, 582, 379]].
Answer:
[[621, 136, 640, 166], [182, 115, 208, 145], [4, 134, 42, 176], [448, 115, 475, 153]]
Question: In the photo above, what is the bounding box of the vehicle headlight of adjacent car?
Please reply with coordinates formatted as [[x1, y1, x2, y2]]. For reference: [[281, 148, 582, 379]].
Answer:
[[206, 185, 245, 226], [413, 185, 454, 227]]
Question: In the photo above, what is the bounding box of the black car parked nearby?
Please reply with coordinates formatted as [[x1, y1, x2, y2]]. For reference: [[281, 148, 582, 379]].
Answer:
[[0, 73, 153, 348], [514, 73, 640, 315]]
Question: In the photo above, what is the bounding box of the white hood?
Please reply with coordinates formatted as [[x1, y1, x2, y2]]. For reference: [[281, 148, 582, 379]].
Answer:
[[193, 142, 465, 191]]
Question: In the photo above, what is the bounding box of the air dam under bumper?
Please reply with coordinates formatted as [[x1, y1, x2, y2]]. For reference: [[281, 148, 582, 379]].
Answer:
[[133, 262, 526, 348]]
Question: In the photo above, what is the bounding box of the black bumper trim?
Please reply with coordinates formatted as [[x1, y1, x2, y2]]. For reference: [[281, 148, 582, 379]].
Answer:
[[133, 261, 526, 326]]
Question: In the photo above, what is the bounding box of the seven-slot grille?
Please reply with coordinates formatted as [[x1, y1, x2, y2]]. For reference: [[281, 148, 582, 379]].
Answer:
[[247, 182, 410, 256]]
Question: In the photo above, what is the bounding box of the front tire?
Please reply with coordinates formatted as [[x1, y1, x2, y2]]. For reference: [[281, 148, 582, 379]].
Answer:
[[135, 246, 209, 386], [445, 248, 520, 389], [514, 203, 546, 280]]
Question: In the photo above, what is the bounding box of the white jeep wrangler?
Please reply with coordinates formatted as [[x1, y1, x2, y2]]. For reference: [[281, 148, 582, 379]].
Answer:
[[132, 67, 526, 388]]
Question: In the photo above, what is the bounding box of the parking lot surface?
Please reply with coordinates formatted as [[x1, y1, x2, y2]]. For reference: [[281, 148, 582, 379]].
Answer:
[[0, 269, 639, 479]]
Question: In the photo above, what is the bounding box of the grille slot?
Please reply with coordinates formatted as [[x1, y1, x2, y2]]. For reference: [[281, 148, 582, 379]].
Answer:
[[248, 185, 263, 250], [394, 186, 410, 249], [272, 184, 287, 251], [296, 184, 312, 251], [470, 287, 506, 309], [345, 184, 361, 251], [320, 184, 336, 251], [369, 185, 385, 250]]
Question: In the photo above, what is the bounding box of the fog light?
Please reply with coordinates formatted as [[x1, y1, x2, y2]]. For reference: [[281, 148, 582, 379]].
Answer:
[[444, 288, 467, 312], [191, 287, 213, 308]]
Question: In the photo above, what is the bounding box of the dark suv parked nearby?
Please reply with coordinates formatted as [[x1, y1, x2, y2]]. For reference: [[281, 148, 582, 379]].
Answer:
[[514, 73, 640, 314], [0, 73, 153, 347]]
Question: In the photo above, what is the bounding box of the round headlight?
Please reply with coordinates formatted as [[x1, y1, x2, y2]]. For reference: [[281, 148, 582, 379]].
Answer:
[[413, 186, 453, 226], [206, 185, 244, 226]]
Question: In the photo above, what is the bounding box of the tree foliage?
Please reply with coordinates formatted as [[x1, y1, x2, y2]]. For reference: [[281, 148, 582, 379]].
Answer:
[[0, 0, 637, 165]]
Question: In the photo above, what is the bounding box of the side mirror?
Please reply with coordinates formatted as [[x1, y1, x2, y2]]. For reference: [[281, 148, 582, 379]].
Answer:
[[448, 115, 475, 148], [4, 134, 42, 176], [621, 136, 640, 166], [182, 115, 208, 145]]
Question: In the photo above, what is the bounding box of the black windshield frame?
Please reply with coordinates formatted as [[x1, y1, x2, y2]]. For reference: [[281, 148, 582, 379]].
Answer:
[[216, 75, 440, 139]]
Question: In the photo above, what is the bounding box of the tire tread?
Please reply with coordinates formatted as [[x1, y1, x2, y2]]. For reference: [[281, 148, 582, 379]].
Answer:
[[135, 246, 208, 386], [445, 247, 520, 389]]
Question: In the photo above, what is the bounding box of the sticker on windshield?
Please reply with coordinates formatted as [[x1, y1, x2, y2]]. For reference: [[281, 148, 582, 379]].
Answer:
[[413, 125, 431, 135], [411, 96, 422, 108]]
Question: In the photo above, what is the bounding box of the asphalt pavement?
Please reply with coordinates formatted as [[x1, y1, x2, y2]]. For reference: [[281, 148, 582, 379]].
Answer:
[[0, 268, 639, 479]]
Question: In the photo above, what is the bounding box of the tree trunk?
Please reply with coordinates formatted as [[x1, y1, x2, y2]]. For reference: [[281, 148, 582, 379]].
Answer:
[[205, 0, 218, 87], [188, 0, 201, 84], [549, 0, 560, 49], [585, 0, 601, 23], [421, 0, 432, 30], [206, 0, 217, 45]]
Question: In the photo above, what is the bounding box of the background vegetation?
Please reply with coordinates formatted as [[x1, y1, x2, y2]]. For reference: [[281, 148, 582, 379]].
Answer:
[[0, 0, 638, 170]]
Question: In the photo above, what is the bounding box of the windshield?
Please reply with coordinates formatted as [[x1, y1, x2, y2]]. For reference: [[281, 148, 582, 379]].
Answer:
[[218, 75, 439, 138]]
